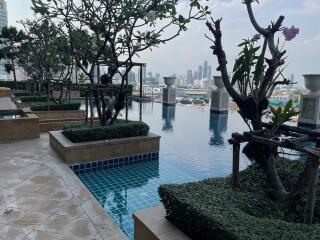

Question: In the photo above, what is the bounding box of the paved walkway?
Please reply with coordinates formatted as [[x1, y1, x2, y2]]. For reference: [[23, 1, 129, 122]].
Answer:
[[0, 134, 127, 240], [0, 97, 17, 110]]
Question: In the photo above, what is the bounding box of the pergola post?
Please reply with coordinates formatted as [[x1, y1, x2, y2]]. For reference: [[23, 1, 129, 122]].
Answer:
[[304, 142, 320, 224], [125, 67, 128, 123], [232, 142, 240, 188], [85, 90, 88, 124]]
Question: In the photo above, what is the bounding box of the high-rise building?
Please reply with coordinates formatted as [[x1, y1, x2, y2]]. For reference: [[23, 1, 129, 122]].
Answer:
[[186, 70, 193, 85], [193, 71, 198, 82], [203, 60, 208, 79], [198, 65, 203, 80], [0, 0, 7, 30], [208, 66, 212, 80], [0, 0, 9, 80]]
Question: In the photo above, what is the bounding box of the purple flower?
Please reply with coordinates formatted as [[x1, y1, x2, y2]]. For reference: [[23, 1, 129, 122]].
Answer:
[[282, 26, 299, 41], [253, 34, 261, 40]]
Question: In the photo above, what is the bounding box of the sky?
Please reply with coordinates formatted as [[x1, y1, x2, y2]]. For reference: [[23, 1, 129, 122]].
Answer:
[[6, 0, 320, 86]]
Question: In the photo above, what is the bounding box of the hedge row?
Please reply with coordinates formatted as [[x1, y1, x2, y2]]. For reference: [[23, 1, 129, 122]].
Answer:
[[20, 96, 48, 102], [0, 81, 27, 90], [31, 102, 81, 111], [63, 121, 150, 143], [159, 160, 320, 240], [0, 80, 133, 95]]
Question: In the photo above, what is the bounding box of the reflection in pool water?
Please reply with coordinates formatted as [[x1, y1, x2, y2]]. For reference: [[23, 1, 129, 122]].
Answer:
[[162, 105, 175, 131], [78, 102, 250, 239], [209, 112, 228, 146]]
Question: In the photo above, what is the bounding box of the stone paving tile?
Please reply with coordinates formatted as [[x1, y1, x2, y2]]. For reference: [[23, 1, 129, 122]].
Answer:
[[35, 214, 98, 239], [0, 134, 127, 240], [0, 224, 32, 240], [0, 97, 16, 110]]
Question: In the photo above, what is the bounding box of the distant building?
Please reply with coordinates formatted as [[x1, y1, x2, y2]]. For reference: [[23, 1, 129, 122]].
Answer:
[[208, 66, 212, 80], [203, 60, 208, 78], [187, 69, 193, 85], [128, 71, 135, 83], [198, 65, 203, 80], [0, 0, 9, 81], [0, 0, 7, 29], [193, 71, 198, 82]]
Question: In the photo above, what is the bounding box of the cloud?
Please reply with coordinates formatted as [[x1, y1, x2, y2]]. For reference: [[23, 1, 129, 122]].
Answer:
[[301, 0, 320, 15], [304, 32, 320, 45], [287, 0, 320, 16]]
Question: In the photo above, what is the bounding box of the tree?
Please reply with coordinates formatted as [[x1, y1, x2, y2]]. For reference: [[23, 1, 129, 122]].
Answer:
[[206, 0, 304, 204], [0, 26, 26, 90], [31, 0, 210, 125], [18, 18, 74, 102]]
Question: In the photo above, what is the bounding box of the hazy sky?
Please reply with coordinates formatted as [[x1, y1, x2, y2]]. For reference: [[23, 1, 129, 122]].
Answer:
[[7, 0, 320, 85]]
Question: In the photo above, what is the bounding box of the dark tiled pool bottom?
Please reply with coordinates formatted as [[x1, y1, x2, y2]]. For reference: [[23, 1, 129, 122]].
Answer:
[[70, 152, 159, 174], [78, 160, 196, 239]]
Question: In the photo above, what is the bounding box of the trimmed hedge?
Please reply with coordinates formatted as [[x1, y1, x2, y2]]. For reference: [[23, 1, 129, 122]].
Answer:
[[31, 102, 81, 111], [159, 160, 320, 240], [20, 96, 48, 103], [63, 121, 150, 143], [14, 91, 31, 97], [0, 81, 27, 90]]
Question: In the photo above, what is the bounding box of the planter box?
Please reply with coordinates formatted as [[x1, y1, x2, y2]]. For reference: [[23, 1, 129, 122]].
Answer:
[[24, 109, 85, 121], [0, 110, 39, 142], [133, 205, 190, 240], [49, 130, 161, 166], [0, 87, 11, 97]]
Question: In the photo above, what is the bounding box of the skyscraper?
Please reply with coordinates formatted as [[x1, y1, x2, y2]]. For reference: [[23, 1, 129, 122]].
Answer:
[[203, 60, 208, 79], [0, 0, 7, 30], [208, 66, 212, 80], [193, 71, 198, 82], [0, 0, 9, 80], [198, 65, 203, 80], [186, 70, 193, 85]]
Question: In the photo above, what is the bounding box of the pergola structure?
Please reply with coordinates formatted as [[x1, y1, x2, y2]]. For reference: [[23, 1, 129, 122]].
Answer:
[[229, 122, 320, 224], [81, 60, 146, 125]]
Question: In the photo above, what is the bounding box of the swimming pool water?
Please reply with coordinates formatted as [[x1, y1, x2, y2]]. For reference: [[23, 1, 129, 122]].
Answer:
[[78, 102, 250, 239]]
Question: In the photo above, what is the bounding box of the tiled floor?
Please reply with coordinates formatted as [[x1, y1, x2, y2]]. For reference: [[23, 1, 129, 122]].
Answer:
[[0, 134, 127, 240], [0, 97, 16, 110]]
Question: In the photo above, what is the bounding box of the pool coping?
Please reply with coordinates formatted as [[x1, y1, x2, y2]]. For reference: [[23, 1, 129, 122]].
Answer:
[[47, 135, 128, 239]]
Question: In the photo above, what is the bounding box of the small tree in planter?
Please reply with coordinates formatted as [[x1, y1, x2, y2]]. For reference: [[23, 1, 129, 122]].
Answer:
[[31, 0, 210, 125], [18, 18, 74, 103], [0, 26, 26, 90], [206, 0, 307, 205]]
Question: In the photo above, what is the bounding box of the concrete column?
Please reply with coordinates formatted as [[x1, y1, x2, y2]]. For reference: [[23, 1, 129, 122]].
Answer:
[[210, 76, 229, 113], [298, 74, 320, 129], [163, 77, 176, 106]]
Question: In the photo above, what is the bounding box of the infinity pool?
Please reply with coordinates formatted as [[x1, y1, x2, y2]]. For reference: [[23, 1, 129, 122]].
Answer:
[[78, 102, 250, 239]]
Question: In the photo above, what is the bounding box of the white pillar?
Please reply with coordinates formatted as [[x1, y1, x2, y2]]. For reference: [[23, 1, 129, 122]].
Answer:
[[163, 77, 176, 106], [298, 74, 320, 129], [210, 76, 229, 113]]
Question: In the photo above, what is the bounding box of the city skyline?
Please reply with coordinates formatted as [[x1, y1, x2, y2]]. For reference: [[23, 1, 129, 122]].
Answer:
[[5, 0, 320, 86]]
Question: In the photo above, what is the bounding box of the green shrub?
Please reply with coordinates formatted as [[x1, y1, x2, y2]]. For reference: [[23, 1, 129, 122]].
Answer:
[[0, 81, 27, 90], [20, 96, 48, 102], [63, 121, 150, 142], [14, 91, 31, 97], [31, 102, 80, 111], [159, 160, 320, 240]]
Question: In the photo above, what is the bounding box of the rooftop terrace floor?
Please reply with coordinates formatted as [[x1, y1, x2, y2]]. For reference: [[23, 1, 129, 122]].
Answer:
[[0, 134, 127, 240]]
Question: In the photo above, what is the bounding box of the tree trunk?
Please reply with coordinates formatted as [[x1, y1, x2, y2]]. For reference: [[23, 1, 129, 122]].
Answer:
[[11, 60, 17, 90], [243, 142, 288, 201]]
